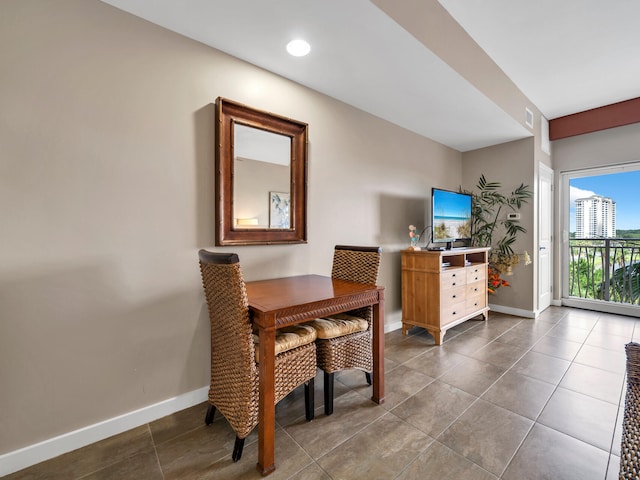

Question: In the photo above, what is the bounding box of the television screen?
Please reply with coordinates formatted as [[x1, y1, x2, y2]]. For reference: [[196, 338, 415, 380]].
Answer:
[[432, 188, 472, 243]]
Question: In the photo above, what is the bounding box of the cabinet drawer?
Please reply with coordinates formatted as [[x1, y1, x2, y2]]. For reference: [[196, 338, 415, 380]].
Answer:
[[440, 300, 466, 326], [466, 265, 486, 284], [466, 293, 486, 312], [441, 268, 466, 290], [441, 285, 466, 307], [465, 281, 484, 298]]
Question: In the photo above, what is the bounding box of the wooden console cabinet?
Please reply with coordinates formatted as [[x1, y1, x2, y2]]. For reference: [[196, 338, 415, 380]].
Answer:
[[401, 247, 490, 344]]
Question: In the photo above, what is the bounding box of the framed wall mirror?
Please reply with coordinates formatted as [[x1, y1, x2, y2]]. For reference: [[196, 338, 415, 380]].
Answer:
[[215, 97, 308, 245]]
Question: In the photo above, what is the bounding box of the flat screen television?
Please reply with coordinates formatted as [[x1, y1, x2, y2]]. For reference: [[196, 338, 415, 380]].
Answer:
[[431, 188, 472, 245]]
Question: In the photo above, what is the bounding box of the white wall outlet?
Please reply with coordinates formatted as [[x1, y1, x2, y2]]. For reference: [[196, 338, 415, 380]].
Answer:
[[507, 212, 521, 220]]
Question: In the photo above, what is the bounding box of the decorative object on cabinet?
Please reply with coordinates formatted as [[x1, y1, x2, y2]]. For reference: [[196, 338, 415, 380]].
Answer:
[[408, 224, 421, 250], [215, 97, 308, 245], [401, 247, 490, 344], [460, 175, 532, 293]]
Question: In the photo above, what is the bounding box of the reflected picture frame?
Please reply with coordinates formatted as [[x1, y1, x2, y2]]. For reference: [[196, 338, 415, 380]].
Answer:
[[269, 191, 290, 228]]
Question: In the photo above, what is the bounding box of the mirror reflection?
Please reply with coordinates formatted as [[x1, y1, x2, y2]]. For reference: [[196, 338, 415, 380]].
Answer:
[[233, 124, 291, 229]]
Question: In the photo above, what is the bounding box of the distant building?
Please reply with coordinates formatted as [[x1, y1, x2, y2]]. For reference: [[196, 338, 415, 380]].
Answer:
[[575, 195, 616, 238]]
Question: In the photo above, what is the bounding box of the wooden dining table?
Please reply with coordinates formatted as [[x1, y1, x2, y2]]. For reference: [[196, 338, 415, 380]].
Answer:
[[244, 274, 385, 476]]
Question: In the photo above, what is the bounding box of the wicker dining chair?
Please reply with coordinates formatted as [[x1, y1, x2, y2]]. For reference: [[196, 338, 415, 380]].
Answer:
[[309, 245, 381, 415], [620, 342, 640, 478], [198, 250, 317, 462]]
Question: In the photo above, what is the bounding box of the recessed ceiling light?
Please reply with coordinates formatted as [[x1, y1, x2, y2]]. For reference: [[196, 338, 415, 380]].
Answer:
[[286, 39, 311, 57]]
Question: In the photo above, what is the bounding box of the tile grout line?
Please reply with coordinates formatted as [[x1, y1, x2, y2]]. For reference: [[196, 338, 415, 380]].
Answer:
[[147, 423, 165, 480], [461, 315, 567, 478], [281, 395, 389, 478], [390, 315, 552, 478], [499, 312, 622, 478], [408, 312, 570, 478], [496, 311, 577, 479], [603, 318, 639, 478], [278, 426, 332, 480]]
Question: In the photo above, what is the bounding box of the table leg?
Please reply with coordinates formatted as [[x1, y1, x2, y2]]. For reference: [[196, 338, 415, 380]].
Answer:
[[371, 291, 385, 404], [257, 324, 276, 476]]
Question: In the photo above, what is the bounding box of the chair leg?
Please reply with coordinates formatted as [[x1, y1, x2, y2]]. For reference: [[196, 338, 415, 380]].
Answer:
[[365, 371, 372, 386], [205, 404, 216, 425], [324, 372, 334, 416], [305, 377, 315, 421], [232, 436, 245, 462]]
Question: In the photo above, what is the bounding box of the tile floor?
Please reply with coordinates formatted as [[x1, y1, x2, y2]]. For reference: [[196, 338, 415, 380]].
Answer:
[[6, 306, 636, 480]]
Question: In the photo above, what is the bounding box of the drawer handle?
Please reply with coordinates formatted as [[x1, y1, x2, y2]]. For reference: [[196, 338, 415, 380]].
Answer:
[[474, 276, 478, 281], [474, 287, 478, 292], [452, 294, 456, 298], [452, 274, 456, 277], [452, 311, 457, 315], [452, 282, 456, 286]]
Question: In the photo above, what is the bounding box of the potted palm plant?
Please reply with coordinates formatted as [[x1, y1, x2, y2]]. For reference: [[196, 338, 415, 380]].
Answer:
[[461, 175, 533, 293]]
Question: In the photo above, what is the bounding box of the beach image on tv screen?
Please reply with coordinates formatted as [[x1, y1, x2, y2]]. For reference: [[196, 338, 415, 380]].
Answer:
[[433, 189, 472, 241]]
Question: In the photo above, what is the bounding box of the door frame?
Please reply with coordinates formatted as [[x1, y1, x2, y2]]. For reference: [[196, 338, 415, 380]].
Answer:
[[537, 163, 553, 314]]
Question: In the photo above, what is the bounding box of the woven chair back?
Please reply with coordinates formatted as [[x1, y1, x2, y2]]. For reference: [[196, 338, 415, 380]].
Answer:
[[198, 250, 258, 438], [331, 245, 381, 285], [330, 246, 381, 325]]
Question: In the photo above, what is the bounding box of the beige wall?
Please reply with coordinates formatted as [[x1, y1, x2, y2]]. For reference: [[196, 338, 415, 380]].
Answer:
[[0, 0, 463, 454], [552, 122, 640, 172], [461, 138, 537, 312]]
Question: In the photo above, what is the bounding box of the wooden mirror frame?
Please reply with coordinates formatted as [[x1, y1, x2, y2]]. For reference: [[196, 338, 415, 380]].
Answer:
[[215, 97, 308, 245]]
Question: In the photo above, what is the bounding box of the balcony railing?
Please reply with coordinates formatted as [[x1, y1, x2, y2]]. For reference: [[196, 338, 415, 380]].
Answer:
[[569, 238, 640, 305]]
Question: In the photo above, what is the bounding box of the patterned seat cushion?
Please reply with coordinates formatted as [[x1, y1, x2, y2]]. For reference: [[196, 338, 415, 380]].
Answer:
[[308, 313, 368, 340], [253, 324, 317, 361]]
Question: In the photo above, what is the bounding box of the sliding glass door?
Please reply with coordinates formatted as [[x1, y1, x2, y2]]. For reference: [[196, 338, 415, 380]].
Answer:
[[561, 163, 640, 317]]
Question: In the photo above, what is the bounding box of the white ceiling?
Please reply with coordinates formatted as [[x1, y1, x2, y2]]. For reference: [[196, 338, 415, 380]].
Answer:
[[101, 0, 640, 152], [439, 0, 640, 120]]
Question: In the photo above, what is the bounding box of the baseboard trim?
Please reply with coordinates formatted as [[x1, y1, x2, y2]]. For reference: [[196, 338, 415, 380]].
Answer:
[[385, 310, 403, 333], [0, 386, 209, 477], [385, 321, 403, 333], [562, 297, 640, 318], [488, 304, 536, 319]]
